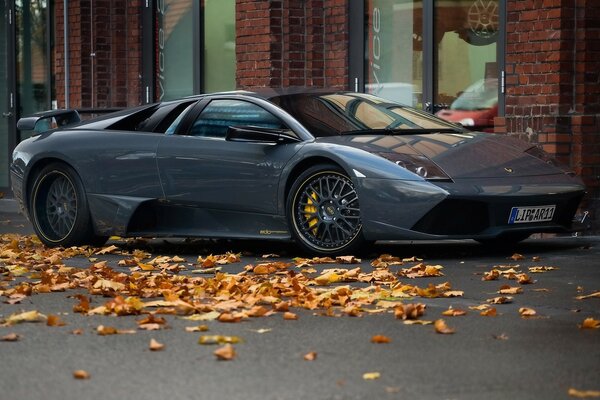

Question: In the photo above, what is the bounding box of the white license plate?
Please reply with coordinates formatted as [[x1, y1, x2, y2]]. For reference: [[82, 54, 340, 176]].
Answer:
[[508, 205, 556, 224]]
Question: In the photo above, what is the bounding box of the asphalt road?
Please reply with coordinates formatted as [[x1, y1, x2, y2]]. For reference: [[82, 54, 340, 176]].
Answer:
[[1, 200, 599, 400]]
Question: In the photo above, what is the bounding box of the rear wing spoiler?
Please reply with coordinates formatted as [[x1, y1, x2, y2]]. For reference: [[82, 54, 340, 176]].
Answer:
[[17, 109, 81, 135]]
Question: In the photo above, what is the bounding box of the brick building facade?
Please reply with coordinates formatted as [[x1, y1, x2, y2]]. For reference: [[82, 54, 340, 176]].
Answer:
[[4, 0, 599, 230]]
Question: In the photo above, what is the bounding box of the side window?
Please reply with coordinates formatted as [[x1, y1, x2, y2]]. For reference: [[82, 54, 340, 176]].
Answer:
[[190, 99, 286, 138]]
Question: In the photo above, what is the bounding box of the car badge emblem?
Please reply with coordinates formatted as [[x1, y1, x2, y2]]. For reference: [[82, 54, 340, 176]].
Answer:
[[504, 167, 514, 173]]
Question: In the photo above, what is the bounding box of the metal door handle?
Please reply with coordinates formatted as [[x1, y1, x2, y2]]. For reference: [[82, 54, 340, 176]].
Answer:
[[2, 112, 12, 118]]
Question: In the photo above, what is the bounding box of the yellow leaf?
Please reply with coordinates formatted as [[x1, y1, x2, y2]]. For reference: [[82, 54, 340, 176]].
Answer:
[[403, 320, 433, 325], [362, 372, 381, 380], [185, 325, 209, 332], [182, 311, 221, 321], [6, 310, 47, 325], [580, 318, 600, 329], [575, 291, 600, 300], [519, 307, 537, 317], [199, 335, 241, 345]]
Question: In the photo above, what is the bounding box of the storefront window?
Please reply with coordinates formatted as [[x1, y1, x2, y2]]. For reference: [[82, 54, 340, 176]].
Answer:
[[433, 0, 499, 131], [364, 0, 423, 107], [155, 0, 194, 101], [0, 1, 8, 187], [203, 0, 235, 93]]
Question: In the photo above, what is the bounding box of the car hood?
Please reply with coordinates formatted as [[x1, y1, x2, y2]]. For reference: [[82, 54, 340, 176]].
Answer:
[[317, 132, 567, 179]]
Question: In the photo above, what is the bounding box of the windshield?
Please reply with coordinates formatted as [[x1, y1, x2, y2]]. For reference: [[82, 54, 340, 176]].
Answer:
[[269, 92, 462, 137], [450, 79, 498, 111]]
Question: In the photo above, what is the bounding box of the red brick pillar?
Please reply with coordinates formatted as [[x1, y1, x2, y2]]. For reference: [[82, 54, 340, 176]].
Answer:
[[499, 0, 600, 231], [236, 0, 349, 90]]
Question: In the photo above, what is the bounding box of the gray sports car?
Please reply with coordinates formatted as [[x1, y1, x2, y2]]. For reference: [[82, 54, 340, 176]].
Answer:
[[10, 90, 586, 255]]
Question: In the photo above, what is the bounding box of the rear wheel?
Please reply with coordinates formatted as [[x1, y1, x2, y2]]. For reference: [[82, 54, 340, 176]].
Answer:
[[287, 165, 365, 256], [29, 163, 107, 247]]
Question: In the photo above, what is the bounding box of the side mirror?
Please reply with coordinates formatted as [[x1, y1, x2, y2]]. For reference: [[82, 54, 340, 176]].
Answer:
[[17, 109, 81, 135], [226, 125, 300, 144]]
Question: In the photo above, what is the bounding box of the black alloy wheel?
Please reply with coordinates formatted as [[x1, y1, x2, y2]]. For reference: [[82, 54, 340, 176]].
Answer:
[[30, 162, 107, 247], [288, 165, 364, 255]]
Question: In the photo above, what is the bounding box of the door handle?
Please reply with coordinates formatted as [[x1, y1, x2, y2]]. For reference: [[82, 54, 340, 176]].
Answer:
[[2, 112, 12, 118]]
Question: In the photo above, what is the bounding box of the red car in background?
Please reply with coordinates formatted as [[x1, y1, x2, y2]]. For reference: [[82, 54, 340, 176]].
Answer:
[[436, 78, 498, 133]]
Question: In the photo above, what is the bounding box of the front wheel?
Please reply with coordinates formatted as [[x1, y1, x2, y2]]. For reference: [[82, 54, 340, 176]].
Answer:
[[29, 162, 107, 247], [287, 165, 365, 256]]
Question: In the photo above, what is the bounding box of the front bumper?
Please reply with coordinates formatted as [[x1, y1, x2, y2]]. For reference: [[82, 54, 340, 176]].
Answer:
[[357, 176, 586, 241]]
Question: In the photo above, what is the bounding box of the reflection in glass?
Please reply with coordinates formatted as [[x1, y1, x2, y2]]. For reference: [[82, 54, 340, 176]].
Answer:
[[364, 0, 423, 107], [434, 0, 498, 132], [156, 0, 194, 101], [203, 0, 235, 93], [1, 1, 8, 186]]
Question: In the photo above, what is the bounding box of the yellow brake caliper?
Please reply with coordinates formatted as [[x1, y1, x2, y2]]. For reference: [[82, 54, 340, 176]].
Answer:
[[304, 191, 319, 235]]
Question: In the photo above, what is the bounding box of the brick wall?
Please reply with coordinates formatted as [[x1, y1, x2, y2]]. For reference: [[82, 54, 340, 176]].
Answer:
[[236, 0, 349, 90], [54, 0, 142, 109], [498, 0, 600, 230]]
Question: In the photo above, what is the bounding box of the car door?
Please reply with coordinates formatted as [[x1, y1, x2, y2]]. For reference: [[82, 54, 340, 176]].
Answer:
[[156, 97, 305, 215]]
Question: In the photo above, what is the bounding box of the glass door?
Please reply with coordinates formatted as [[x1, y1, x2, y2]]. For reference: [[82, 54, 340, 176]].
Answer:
[[1, 1, 14, 189], [433, 0, 500, 132]]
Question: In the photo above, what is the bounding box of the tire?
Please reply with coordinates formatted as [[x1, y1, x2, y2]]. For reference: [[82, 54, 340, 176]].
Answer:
[[29, 162, 107, 247], [287, 164, 365, 256]]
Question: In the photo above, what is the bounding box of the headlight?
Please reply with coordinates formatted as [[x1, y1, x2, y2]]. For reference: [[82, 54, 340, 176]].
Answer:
[[459, 118, 475, 127], [377, 152, 451, 181]]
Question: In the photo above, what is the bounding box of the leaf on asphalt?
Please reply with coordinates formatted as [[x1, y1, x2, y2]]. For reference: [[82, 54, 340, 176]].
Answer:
[[95, 245, 119, 255], [398, 263, 444, 279], [137, 314, 167, 326], [218, 312, 245, 323], [579, 318, 600, 329], [5, 310, 47, 325], [92, 279, 125, 292], [434, 319, 455, 334], [480, 307, 498, 317], [487, 296, 513, 304], [73, 370, 91, 379], [469, 304, 491, 311], [532, 256, 541, 262], [575, 291, 600, 300], [251, 328, 272, 334], [336, 255, 361, 264], [182, 311, 221, 321], [262, 253, 280, 258], [214, 344, 236, 360], [516, 273, 535, 284], [403, 320, 433, 325], [498, 285, 523, 295], [519, 307, 537, 318], [46, 314, 66, 327], [1, 333, 20, 342], [482, 269, 500, 281], [96, 325, 135, 335], [492, 333, 509, 340], [71, 329, 84, 335], [443, 290, 464, 298], [199, 335, 241, 345], [510, 253, 525, 261], [370, 254, 403, 268], [371, 334, 391, 343], [138, 323, 161, 331], [441, 307, 467, 317], [362, 372, 381, 380], [185, 325, 209, 332], [568, 388, 600, 398], [529, 266, 559, 273], [283, 312, 298, 320], [71, 295, 91, 314], [149, 338, 165, 351], [394, 303, 426, 320], [303, 351, 317, 361]]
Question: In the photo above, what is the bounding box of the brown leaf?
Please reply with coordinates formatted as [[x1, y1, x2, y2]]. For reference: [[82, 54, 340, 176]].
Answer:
[[185, 325, 209, 332], [303, 351, 317, 361], [95, 244, 119, 255], [73, 370, 90, 379], [149, 338, 165, 351], [371, 335, 391, 343], [441, 307, 467, 317], [46, 314, 66, 327], [1, 333, 20, 342], [336, 255, 361, 264], [492, 333, 509, 340], [283, 312, 298, 320], [482, 269, 500, 281], [71, 329, 84, 335], [510, 253, 525, 261], [528, 266, 559, 273], [138, 323, 161, 331], [487, 296, 513, 304], [480, 307, 497, 317], [568, 388, 600, 398], [579, 318, 600, 329], [519, 307, 537, 317], [214, 344, 236, 361], [434, 319, 455, 334], [218, 312, 244, 323], [394, 303, 426, 320], [498, 285, 523, 295]]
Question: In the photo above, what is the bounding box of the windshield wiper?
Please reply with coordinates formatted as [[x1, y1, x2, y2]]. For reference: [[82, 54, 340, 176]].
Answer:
[[340, 127, 464, 135]]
